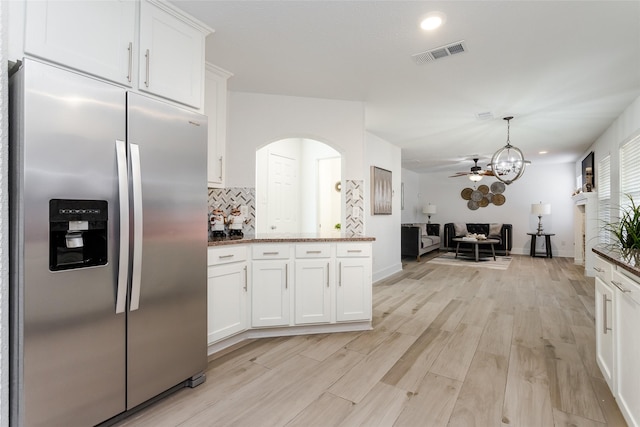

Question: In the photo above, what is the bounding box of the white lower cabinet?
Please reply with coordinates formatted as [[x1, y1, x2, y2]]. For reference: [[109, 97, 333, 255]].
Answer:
[[594, 255, 615, 391], [208, 240, 373, 353], [595, 276, 615, 390], [612, 268, 640, 427], [207, 246, 248, 344], [336, 243, 372, 322], [252, 245, 291, 327], [295, 244, 332, 324], [595, 253, 640, 427]]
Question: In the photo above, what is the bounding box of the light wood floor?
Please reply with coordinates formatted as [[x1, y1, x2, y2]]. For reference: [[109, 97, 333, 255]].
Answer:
[[116, 254, 627, 427]]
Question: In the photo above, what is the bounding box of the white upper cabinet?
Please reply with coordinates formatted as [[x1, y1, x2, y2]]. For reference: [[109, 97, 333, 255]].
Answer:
[[18, 0, 212, 110], [24, 0, 136, 86], [138, 0, 208, 108], [205, 64, 232, 188]]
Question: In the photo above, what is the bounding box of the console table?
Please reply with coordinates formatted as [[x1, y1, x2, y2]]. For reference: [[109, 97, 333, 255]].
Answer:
[[527, 232, 555, 258]]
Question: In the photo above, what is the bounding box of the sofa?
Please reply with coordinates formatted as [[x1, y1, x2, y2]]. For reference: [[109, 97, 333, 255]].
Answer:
[[401, 223, 440, 261], [443, 223, 512, 255]]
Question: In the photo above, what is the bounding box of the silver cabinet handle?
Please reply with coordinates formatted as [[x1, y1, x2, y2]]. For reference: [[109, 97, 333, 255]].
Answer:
[[307, 250, 322, 254], [603, 294, 612, 334], [339, 262, 342, 286], [115, 140, 129, 314], [127, 42, 133, 82], [244, 265, 248, 292], [327, 263, 330, 287], [130, 144, 143, 311], [144, 49, 150, 87], [263, 252, 279, 255], [219, 156, 223, 181], [612, 280, 631, 293], [285, 263, 288, 289], [347, 249, 362, 253], [594, 266, 604, 273], [218, 254, 234, 259]]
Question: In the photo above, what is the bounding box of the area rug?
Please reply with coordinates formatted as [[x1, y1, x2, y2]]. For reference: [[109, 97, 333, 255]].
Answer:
[[427, 252, 512, 270]]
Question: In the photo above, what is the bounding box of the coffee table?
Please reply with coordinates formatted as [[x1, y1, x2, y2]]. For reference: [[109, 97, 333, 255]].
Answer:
[[452, 238, 500, 262]]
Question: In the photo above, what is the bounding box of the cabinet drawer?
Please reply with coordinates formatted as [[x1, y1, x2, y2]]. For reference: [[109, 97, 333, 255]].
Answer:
[[337, 243, 371, 258], [295, 244, 331, 258], [252, 244, 290, 260], [594, 255, 613, 283], [208, 245, 247, 266], [612, 269, 640, 305]]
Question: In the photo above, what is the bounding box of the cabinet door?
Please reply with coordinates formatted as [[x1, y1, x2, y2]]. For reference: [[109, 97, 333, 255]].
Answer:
[[139, 0, 204, 108], [295, 260, 331, 324], [205, 65, 230, 188], [336, 258, 372, 322], [252, 261, 290, 327], [207, 263, 248, 344], [24, 0, 135, 86], [614, 273, 640, 427], [595, 277, 615, 391]]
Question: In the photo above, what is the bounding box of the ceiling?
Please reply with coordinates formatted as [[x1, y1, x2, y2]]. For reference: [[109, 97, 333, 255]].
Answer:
[[173, 1, 640, 174]]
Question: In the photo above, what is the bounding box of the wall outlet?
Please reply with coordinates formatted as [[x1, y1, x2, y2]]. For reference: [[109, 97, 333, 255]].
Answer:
[[353, 206, 359, 219], [240, 205, 248, 216]]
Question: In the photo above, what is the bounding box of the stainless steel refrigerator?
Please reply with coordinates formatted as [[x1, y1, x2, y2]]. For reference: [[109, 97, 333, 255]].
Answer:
[[9, 58, 208, 427]]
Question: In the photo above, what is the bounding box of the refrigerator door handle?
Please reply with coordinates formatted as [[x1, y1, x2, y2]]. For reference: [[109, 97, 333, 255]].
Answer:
[[130, 143, 143, 311], [115, 140, 129, 314]]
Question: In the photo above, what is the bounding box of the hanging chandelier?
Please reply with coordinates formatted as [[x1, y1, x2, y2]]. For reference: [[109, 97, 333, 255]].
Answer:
[[491, 116, 527, 185]]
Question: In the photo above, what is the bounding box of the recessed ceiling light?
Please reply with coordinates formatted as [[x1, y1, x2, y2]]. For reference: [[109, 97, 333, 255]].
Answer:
[[420, 12, 446, 31], [539, 151, 548, 154]]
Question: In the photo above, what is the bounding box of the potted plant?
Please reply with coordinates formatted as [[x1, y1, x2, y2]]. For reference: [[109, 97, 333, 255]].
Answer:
[[604, 194, 640, 250]]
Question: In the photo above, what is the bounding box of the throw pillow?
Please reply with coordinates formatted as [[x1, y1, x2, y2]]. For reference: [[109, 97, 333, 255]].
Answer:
[[489, 223, 503, 237], [453, 223, 468, 236]]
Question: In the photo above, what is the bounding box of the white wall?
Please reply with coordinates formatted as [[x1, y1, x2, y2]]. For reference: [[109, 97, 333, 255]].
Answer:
[[417, 162, 576, 257], [226, 92, 365, 187], [578, 94, 640, 209], [365, 132, 402, 281]]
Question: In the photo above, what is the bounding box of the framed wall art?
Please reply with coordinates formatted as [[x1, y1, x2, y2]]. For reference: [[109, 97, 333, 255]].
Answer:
[[371, 166, 392, 215], [582, 151, 595, 191]]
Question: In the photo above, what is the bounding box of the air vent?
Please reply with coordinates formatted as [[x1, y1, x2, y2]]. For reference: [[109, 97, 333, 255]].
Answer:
[[475, 111, 494, 121], [412, 40, 467, 65]]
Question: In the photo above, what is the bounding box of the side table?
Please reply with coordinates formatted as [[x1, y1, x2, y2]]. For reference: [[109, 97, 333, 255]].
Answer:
[[527, 232, 555, 258]]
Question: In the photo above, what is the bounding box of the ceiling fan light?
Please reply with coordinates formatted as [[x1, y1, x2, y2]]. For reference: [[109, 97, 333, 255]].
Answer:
[[469, 174, 483, 182]]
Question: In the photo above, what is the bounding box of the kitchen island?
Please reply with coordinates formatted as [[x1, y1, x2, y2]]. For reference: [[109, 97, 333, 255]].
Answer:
[[592, 246, 640, 427], [207, 233, 375, 356]]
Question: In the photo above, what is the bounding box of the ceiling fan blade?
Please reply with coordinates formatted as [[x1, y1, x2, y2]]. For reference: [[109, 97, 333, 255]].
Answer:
[[449, 172, 469, 177]]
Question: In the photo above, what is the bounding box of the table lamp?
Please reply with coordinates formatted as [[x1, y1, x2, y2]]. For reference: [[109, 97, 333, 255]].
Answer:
[[423, 204, 436, 224], [531, 202, 551, 235]]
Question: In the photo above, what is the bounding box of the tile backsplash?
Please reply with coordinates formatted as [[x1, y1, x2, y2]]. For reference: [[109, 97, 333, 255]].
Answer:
[[208, 181, 364, 236]]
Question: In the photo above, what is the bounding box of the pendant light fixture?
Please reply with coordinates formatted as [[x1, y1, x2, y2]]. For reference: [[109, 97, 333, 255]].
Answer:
[[491, 116, 527, 185]]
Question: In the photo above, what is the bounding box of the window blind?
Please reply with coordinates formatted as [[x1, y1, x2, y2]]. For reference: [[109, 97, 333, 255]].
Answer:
[[598, 155, 611, 244], [620, 136, 640, 211]]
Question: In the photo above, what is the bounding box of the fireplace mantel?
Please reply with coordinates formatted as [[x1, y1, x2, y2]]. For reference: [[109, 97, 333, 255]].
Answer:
[[572, 192, 598, 276]]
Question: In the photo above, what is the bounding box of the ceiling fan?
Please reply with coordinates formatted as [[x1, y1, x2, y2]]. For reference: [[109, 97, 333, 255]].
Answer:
[[449, 158, 495, 181]]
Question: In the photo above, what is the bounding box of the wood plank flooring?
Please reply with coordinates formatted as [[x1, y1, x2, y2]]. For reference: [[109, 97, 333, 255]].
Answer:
[[115, 254, 627, 427]]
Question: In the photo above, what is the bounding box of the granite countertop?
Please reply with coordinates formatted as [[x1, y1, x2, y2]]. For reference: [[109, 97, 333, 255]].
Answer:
[[593, 245, 640, 278], [208, 232, 375, 247]]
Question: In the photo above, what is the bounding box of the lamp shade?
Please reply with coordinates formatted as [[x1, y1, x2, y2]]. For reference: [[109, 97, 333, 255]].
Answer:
[[423, 204, 437, 215], [469, 174, 483, 182], [531, 203, 551, 216]]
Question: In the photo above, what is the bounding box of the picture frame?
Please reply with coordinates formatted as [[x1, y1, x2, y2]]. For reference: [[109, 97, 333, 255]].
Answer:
[[582, 151, 595, 191], [371, 166, 392, 215]]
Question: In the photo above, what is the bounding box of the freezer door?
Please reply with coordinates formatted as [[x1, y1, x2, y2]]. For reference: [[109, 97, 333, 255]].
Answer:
[[126, 92, 208, 408], [11, 59, 127, 426]]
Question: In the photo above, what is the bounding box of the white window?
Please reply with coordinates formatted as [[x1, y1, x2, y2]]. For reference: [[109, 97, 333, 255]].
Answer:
[[598, 155, 611, 244], [620, 136, 640, 213]]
